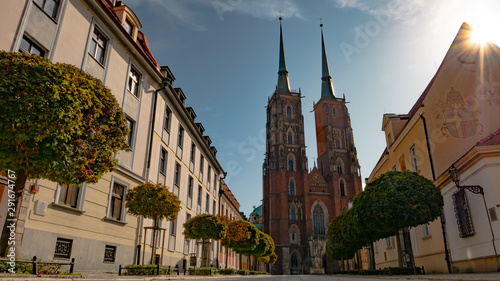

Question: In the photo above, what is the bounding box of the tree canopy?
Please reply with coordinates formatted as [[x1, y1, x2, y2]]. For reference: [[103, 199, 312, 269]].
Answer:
[[326, 171, 444, 267], [0, 51, 129, 192], [183, 214, 227, 241], [228, 220, 259, 254], [125, 182, 181, 222]]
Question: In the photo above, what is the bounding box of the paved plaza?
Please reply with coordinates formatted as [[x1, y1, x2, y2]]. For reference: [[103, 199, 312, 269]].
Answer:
[[2, 272, 500, 281]]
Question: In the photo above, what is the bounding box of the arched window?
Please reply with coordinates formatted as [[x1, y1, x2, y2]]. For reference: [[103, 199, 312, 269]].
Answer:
[[332, 108, 336, 118], [291, 231, 295, 241], [286, 106, 292, 119], [288, 133, 292, 144], [337, 160, 343, 174], [291, 252, 298, 268], [342, 207, 347, 213], [289, 178, 295, 195], [290, 205, 296, 220], [288, 159, 294, 171], [340, 180, 346, 197], [313, 205, 326, 235], [335, 139, 340, 149]]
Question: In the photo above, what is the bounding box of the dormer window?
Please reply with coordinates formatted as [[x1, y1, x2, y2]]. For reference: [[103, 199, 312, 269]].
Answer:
[[123, 18, 133, 36]]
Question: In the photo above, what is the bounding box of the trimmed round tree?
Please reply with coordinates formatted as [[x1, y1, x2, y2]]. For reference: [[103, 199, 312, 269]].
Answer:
[[220, 217, 248, 268], [125, 182, 181, 264], [0, 51, 129, 253], [183, 214, 227, 267], [353, 171, 444, 267], [228, 220, 259, 269]]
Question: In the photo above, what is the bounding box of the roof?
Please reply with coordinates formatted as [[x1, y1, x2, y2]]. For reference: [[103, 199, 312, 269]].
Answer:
[[250, 205, 262, 217]]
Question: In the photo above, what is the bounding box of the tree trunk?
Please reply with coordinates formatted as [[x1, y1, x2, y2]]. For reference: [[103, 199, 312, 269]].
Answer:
[[340, 257, 344, 272], [248, 254, 251, 270], [0, 169, 28, 256], [370, 242, 376, 270], [395, 229, 404, 267], [150, 217, 157, 264]]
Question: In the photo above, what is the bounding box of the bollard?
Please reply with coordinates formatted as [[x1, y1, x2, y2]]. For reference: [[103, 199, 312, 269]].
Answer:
[[70, 258, 75, 274], [118, 265, 122, 276], [156, 263, 160, 275], [32, 256, 38, 275]]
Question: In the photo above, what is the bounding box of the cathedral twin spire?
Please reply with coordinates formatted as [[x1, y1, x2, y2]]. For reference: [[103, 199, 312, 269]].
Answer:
[[276, 19, 336, 98]]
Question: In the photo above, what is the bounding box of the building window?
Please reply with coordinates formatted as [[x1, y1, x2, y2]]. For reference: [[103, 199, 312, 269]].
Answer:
[[34, 0, 60, 19], [332, 108, 336, 118], [289, 178, 295, 195], [337, 161, 343, 175], [170, 218, 177, 236], [205, 194, 210, 213], [391, 164, 397, 171], [109, 181, 126, 221], [335, 139, 340, 149], [342, 207, 347, 213], [126, 117, 134, 147], [197, 186, 202, 206], [178, 126, 184, 148], [288, 134, 292, 144], [200, 155, 204, 177], [19, 36, 45, 56], [290, 205, 296, 220], [187, 176, 193, 209], [56, 183, 84, 209], [422, 223, 431, 238], [103, 245, 116, 263], [159, 148, 167, 175], [54, 238, 72, 259], [288, 159, 294, 172], [212, 200, 216, 215], [386, 237, 393, 248], [313, 205, 325, 235], [190, 142, 196, 163], [340, 180, 346, 197], [291, 231, 295, 241], [207, 166, 212, 189], [164, 107, 171, 132], [291, 252, 298, 268], [409, 144, 419, 172], [452, 189, 475, 238], [89, 27, 107, 64], [123, 18, 133, 36], [174, 162, 181, 192], [127, 66, 140, 97], [286, 106, 291, 119]]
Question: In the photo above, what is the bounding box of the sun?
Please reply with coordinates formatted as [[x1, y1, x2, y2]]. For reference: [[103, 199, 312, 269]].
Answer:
[[466, 9, 500, 46]]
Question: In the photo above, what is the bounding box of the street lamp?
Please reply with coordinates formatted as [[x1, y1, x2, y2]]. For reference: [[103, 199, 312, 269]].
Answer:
[[448, 165, 499, 271]]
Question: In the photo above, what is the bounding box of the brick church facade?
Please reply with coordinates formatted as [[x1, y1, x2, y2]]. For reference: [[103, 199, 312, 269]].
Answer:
[[262, 20, 363, 275]]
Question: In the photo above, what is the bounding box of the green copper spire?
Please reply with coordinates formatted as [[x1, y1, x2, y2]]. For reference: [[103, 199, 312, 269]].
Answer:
[[320, 24, 335, 98], [277, 17, 291, 92]]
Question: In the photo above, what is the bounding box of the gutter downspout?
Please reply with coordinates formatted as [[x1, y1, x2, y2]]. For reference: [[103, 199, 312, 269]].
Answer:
[[421, 114, 452, 274], [216, 172, 227, 269]]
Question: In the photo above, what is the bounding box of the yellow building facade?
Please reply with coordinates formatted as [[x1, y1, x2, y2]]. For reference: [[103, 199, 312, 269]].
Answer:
[[368, 23, 500, 273]]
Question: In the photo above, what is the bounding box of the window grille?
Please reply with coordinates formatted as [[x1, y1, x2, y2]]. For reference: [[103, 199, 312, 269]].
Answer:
[[54, 238, 72, 259], [452, 189, 475, 238], [104, 245, 116, 262]]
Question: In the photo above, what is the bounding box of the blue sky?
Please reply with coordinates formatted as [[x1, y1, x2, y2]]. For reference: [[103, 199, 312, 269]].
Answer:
[[127, 0, 500, 216]]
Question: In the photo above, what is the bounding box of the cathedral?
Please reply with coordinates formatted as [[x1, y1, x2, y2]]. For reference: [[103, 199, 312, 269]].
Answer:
[[262, 19, 363, 275]]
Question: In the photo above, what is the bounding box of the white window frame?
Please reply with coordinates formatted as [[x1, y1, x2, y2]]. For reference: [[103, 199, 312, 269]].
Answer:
[[125, 117, 135, 148], [164, 107, 172, 132], [89, 25, 108, 65], [54, 183, 86, 211], [106, 177, 130, 222], [422, 223, 431, 238], [385, 237, 393, 249], [127, 65, 141, 98], [159, 147, 167, 175]]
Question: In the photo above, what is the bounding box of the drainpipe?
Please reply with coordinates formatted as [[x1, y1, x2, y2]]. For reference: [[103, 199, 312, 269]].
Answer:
[[421, 114, 452, 273], [216, 172, 227, 269]]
